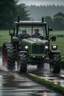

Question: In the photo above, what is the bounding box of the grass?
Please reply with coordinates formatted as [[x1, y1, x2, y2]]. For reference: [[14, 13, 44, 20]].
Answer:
[[50, 30, 64, 35], [0, 30, 10, 47], [27, 74, 64, 95]]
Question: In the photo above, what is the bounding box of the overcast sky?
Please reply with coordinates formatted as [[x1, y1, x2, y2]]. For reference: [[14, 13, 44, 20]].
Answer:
[[18, 0, 64, 6]]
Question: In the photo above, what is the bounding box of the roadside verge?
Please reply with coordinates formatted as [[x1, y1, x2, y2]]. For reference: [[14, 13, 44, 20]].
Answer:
[[26, 73, 64, 95]]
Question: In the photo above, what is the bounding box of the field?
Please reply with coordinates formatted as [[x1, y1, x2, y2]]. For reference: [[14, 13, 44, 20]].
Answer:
[[0, 30, 10, 47], [0, 30, 64, 56], [50, 31, 64, 55], [50, 31, 64, 35]]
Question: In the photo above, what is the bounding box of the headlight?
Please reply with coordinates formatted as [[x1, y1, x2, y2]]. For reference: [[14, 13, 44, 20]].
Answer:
[[45, 46, 48, 50], [25, 46, 28, 50], [53, 45, 57, 49], [51, 44, 58, 50]]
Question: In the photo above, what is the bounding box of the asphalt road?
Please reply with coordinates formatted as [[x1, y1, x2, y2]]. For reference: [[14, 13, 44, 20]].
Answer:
[[0, 56, 62, 96]]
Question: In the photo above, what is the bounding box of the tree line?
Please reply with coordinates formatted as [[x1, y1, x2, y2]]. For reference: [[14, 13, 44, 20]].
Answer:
[[27, 5, 64, 20], [45, 16, 64, 30]]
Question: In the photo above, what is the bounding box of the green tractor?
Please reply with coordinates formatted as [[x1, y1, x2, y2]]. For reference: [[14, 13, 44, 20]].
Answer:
[[2, 16, 61, 73]]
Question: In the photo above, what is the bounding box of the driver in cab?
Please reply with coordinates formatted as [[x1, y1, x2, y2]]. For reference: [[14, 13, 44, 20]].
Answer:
[[18, 30, 30, 39], [31, 28, 44, 39], [31, 28, 41, 38]]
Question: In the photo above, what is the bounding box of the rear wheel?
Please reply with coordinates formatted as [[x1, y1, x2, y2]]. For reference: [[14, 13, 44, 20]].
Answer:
[[50, 53, 61, 74], [2, 43, 16, 70]]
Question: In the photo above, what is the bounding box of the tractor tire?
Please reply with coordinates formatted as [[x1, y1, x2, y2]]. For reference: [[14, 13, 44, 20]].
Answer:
[[19, 53, 27, 73], [51, 53, 61, 74], [2, 42, 16, 71]]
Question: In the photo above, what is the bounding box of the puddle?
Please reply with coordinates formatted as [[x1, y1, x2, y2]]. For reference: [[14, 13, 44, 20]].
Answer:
[[0, 72, 62, 96]]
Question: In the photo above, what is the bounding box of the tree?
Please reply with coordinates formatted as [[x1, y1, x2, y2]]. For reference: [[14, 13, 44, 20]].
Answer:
[[0, 1, 30, 29], [16, 4, 30, 20], [53, 16, 64, 30], [45, 16, 53, 27], [0, 0, 17, 29]]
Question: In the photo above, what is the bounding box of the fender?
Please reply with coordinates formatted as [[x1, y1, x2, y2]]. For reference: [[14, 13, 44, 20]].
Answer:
[[12, 37, 19, 43], [51, 50, 60, 54]]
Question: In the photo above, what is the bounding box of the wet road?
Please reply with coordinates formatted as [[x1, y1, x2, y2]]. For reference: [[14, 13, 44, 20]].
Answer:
[[0, 56, 63, 96], [29, 63, 64, 88], [0, 71, 61, 96]]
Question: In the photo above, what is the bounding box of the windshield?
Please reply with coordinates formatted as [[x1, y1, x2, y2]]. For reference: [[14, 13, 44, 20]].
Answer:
[[18, 25, 46, 37]]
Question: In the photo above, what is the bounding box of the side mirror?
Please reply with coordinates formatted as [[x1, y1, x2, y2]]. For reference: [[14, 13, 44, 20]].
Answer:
[[9, 28, 15, 36], [48, 26, 52, 39], [48, 27, 52, 31], [50, 36, 56, 41]]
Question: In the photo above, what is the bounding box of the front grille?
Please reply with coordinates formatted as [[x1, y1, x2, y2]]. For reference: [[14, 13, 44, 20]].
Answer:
[[32, 44, 44, 54]]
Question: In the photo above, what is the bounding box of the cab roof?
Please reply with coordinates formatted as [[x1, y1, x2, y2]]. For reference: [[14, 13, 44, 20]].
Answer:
[[15, 21, 47, 26]]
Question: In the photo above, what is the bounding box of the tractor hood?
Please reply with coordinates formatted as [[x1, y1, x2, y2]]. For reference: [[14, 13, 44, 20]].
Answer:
[[22, 38, 48, 44]]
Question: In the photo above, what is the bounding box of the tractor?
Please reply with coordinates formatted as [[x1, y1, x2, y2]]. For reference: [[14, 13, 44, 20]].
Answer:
[[2, 16, 61, 73]]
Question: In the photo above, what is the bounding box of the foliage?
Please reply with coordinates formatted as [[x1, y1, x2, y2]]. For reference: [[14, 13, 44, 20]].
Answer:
[[16, 4, 30, 20], [53, 16, 64, 30], [0, 0, 30, 29], [45, 16, 64, 30], [0, 0, 16, 29], [45, 16, 53, 26]]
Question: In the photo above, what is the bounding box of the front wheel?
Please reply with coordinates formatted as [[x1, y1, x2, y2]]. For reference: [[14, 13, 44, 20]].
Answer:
[[50, 53, 61, 74], [18, 53, 28, 73]]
